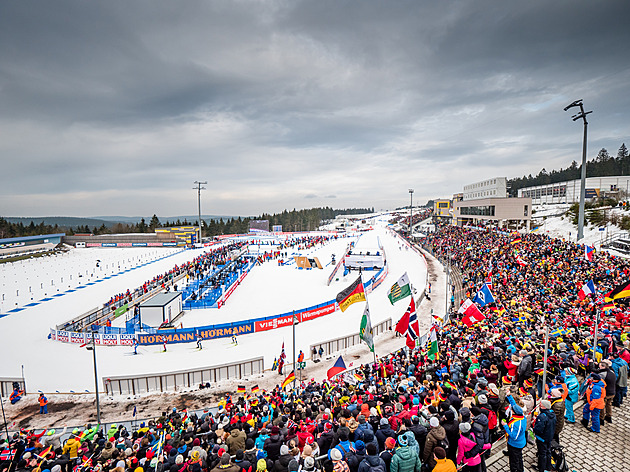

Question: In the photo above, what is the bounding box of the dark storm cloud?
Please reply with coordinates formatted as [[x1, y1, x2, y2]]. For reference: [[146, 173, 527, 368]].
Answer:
[[0, 0, 629, 216]]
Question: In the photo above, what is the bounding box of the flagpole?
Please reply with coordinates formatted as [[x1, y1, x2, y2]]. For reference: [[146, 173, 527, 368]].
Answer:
[[592, 305, 600, 368], [542, 323, 549, 395], [445, 248, 450, 316], [292, 310, 296, 390]]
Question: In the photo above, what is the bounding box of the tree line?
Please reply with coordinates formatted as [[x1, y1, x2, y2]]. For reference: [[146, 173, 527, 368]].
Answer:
[[508, 143, 629, 196], [0, 207, 374, 239]]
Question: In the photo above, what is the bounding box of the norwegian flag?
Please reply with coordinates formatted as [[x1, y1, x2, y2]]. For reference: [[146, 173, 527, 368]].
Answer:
[[486, 272, 493, 291], [0, 449, 15, 461]]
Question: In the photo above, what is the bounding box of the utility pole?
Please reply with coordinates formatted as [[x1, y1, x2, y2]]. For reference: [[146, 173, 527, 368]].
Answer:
[[409, 189, 414, 239], [193, 181, 207, 245], [564, 100, 592, 241], [292, 311, 297, 390]]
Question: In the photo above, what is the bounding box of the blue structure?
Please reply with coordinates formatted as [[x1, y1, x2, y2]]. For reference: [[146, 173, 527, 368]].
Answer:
[[0, 233, 65, 253]]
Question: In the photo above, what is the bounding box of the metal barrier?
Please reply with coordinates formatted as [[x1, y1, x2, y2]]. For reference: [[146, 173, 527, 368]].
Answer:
[[0, 378, 25, 398], [103, 357, 264, 396], [309, 318, 392, 358]]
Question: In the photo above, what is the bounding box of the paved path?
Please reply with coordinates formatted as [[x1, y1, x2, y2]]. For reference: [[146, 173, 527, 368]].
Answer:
[[486, 397, 630, 471]]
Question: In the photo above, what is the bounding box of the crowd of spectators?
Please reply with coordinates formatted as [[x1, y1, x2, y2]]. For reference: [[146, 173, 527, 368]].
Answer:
[[6, 226, 630, 472]]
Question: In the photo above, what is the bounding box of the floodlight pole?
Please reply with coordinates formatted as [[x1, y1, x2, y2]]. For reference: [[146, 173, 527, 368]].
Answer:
[[193, 181, 207, 245], [564, 100, 592, 241], [542, 323, 549, 394], [409, 189, 414, 239]]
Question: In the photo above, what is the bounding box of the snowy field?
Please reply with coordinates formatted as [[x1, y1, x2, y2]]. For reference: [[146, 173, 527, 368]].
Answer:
[[0, 247, 186, 315], [0, 220, 428, 392]]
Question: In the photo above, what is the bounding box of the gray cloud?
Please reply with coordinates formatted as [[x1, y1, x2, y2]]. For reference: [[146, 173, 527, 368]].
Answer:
[[0, 0, 629, 217]]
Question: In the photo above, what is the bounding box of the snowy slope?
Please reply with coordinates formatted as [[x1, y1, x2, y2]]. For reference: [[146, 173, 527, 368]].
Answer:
[[0, 223, 427, 392]]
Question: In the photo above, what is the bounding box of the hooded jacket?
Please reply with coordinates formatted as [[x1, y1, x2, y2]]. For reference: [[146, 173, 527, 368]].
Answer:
[[375, 423, 395, 453], [226, 429, 247, 455], [390, 446, 421, 472], [533, 409, 556, 444], [422, 426, 446, 470], [357, 454, 386, 472], [586, 378, 607, 410], [564, 374, 580, 403]]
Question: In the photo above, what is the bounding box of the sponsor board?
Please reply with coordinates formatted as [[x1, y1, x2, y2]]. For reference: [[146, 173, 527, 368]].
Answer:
[[86, 243, 102, 247], [102, 243, 117, 247], [255, 314, 294, 332], [299, 303, 336, 322], [70, 332, 86, 344], [137, 322, 254, 345], [132, 242, 147, 247]]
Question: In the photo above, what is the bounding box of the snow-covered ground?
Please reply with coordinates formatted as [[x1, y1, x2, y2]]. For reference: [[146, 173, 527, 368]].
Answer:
[[531, 204, 630, 255], [0, 220, 427, 393], [0, 247, 186, 315]]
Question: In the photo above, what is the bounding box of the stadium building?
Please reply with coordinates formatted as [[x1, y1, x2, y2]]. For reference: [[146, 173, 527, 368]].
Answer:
[[517, 175, 630, 205]]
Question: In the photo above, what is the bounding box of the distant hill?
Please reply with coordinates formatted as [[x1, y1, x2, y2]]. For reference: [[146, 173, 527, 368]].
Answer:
[[93, 215, 238, 224], [3, 216, 116, 228]]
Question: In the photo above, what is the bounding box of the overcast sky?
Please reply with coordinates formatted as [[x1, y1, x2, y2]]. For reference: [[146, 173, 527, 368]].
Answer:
[[1, 1, 629, 218]]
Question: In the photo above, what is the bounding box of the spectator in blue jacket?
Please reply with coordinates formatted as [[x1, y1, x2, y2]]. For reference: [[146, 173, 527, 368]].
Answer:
[[563, 368, 580, 423], [611, 354, 628, 407], [533, 400, 556, 472], [501, 393, 526, 472]]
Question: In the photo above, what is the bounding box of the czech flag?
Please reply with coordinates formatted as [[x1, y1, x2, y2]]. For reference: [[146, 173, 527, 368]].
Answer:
[[281, 371, 295, 389], [585, 245, 595, 262], [327, 356, 347, 379], [578, 280, 595, 300]]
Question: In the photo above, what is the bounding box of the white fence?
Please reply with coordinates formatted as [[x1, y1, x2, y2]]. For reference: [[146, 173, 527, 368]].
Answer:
[[103, 357, 264, 396]]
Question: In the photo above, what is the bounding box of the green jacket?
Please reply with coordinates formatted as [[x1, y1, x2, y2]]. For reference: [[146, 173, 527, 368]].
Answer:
[[390, 446, 422, 472]]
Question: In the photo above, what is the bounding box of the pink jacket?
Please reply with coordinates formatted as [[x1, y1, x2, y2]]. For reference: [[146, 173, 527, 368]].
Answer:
[[456, 434, 491, 466]]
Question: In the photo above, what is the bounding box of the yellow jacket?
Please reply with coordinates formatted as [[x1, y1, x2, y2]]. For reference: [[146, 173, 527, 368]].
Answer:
[[432, 458, 456, 472], [62, 438, 81, 459]]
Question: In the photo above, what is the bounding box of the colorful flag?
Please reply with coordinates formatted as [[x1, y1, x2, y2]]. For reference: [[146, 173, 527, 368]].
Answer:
[[458, 298, 485, 327], [550, 328, 567, 337], [327, 356, 347, 379], [353, 371, 364, 382], [578, 280, 596, 300], [490, 306, 506, 316], [133, 406, 137, 417], [427, 326, 438, 360], [472, 283, 495, 307], [510, 234, 522, 245], [336, 276, 366, 312], [388, 272, 412, 304], [605, 280, 630, 301], [511, 316, 528, 323], [281, 371, 295, 389], [405, 298, 419, 349], [585, 245, 595, 262], [251, 385, 260, 393], [359, 303, 374, 352], [237, 385, 246, 393], [395, 308, 410, 335], [602, 301, 615, 312]]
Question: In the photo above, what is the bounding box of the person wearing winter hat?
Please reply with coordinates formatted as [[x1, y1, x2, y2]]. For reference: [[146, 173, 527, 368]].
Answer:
[[582, 372, 606, 433], [549, 389, 566, 443], [389, 433, 420, 472], [256, 459, 268, 472], [423, 417, 447, 470], [533, 400, 556, 472], [329, 448, 349, 472], [302, 457, 315, 472], [380, 437, 396, 472]]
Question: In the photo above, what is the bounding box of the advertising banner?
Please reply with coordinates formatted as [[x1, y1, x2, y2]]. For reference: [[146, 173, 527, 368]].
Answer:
[[299, 302, 336, 322], [255, 314, 294, 332], [70, 331, 86, 344], [114, 303, 129, 318], [132, 243, 147, 247]]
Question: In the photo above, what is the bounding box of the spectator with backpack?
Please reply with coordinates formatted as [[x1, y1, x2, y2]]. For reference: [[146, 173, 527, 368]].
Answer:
[[379, 437, 396, 472], [456, 422, 490, 472], [422, 417, 447, 471], [358, 443, 386, 472], [533, 400, 556, 472]]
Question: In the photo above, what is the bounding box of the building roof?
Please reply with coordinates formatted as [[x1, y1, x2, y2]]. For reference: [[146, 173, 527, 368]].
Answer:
[[0, 233, 65, 244], [139, 292, 181, 307]]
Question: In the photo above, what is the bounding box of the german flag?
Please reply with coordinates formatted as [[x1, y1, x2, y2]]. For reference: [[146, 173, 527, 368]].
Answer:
[[510, 233, 522, 245], [606, 281, 630, 301], [281, 370, 295, 389], [602, 301, 615, 312], [336, 276, 366, 312], [251, 385, 260, 393], [237, 385, 246, 393]]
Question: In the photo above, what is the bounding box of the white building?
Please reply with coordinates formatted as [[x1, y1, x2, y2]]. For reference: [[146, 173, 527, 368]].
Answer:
[[463, 177, 507, 201], [517, 176, 630, 204]]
